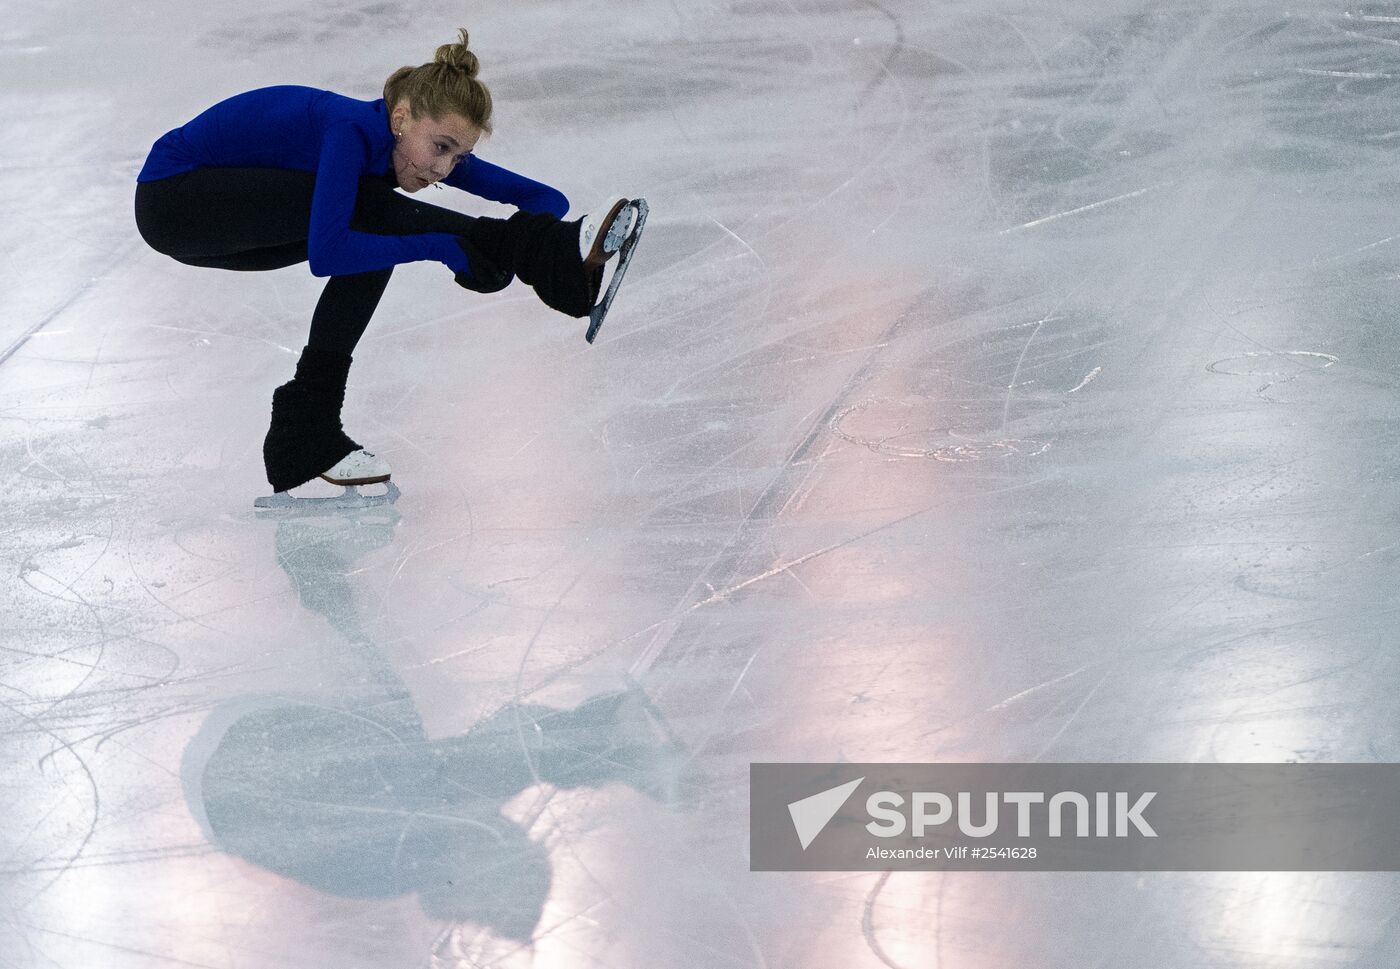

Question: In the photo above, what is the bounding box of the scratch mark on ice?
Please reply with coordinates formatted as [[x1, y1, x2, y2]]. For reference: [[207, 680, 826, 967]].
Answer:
[[1068, 367, 1102, 394], [999, 185, 1161, 234]]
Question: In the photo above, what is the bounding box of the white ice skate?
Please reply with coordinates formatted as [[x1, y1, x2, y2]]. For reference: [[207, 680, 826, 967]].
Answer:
[[580, 197, 649, 344], [254, 449, 399, 510], [579, 197, 638, 268], [319, 448, 390, 486]]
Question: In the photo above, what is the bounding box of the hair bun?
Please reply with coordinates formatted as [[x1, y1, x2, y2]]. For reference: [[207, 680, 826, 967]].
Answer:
[[435, 27, 480, 78]]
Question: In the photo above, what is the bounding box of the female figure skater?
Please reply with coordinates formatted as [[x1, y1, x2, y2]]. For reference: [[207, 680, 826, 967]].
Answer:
[[134, 29, 638, 499]]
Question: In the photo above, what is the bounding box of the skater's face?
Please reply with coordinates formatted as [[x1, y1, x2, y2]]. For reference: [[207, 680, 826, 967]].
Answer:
[[388, 101, 482, 192]]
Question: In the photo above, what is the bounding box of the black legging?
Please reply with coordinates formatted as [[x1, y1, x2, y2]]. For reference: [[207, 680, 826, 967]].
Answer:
[[134, 167, 594, 355]]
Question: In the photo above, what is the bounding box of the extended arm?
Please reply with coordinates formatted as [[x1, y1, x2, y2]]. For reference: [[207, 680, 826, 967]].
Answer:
[[445, 155, 570, 219]]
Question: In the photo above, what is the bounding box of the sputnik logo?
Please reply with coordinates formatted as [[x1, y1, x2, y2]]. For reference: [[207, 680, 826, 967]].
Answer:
[[787, 777, 864, 850]]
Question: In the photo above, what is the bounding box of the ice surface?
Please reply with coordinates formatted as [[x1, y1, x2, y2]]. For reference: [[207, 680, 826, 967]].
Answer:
[[4, 1, 1400, 966]]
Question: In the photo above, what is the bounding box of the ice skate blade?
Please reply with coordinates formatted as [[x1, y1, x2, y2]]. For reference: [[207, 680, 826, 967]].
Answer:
[[586, 198, 649, 344], [254, 480, 400, 512]]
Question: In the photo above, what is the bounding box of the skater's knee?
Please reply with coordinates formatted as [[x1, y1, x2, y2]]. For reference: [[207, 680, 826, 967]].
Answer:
[[173, 243, 310, 272], [133, 205, 185, 259]]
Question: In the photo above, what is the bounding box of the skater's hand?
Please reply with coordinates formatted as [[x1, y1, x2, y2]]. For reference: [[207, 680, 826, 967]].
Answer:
[[454, 236, 513, 294]]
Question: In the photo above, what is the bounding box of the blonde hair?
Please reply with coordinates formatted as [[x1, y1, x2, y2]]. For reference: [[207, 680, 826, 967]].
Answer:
[[383, 28, 493, 134]]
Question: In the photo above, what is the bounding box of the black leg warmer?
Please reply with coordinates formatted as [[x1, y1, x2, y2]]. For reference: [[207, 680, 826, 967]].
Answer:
[[262, 345, 361, 492], [461, 213, 601, 318]]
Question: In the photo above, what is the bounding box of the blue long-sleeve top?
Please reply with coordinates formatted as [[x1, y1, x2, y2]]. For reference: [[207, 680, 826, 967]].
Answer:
[[137, 85, 570, 277]]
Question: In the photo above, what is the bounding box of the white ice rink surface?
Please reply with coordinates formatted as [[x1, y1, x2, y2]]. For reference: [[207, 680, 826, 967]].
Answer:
[[5, 0, 1400, 965]]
